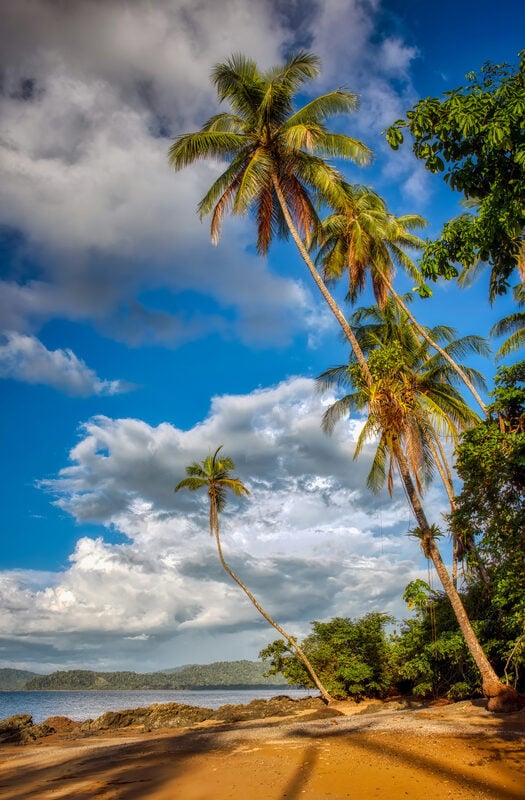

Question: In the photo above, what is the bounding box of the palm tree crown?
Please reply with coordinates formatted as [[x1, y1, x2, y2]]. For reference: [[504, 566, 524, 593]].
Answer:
[[318, 299, 486, 495], [312, 184, 427, 308], [175, 446, 249, 536], [169, 51, 371, 254]]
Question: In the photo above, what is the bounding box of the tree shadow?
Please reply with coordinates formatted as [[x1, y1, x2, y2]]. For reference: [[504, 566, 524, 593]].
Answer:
[[0, 726, 229, 800], [278, 744, 318, 800], [0, 707, 523, 799], [285, 712, 525, 800]]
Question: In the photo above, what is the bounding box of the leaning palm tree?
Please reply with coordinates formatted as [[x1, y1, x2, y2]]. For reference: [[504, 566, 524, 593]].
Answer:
[[318, 311, 522, 711], [491, 284, 525, 360], [319, 298, 491, 586], [175, 446, 334, 703], [168, 51, 373, 378], [313, 184, 488, 413]]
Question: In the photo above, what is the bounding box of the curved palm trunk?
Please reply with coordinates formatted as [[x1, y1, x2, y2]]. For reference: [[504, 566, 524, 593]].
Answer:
[[427, 435, 491, 588], [383, 276, 488, 415], [425, 435, 459, 587], [392, 440, 522, 711], [272, 176, 373, 384], [209, 499, 334, 704]]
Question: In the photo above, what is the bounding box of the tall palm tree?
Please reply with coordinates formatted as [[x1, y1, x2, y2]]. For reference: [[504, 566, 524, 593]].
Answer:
[[168, 51, 373, 378], [175, 446, 334, 703], [319, 298, 491, 586], [318, 307, 521, 710], [313, 184, 488, 413], [491, 284, 525, 360]]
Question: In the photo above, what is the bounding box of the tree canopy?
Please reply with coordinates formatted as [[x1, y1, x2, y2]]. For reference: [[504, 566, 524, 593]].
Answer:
[[386, 51, 525, 298]]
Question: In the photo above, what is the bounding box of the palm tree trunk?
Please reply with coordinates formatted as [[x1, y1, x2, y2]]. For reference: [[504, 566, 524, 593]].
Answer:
[[426, 434, 491, 588], [210, 501, 334, 704], [272, 175, 373, 384], [393, 440, 522, 711], [383, 276, 488, 414], [425, 435, 459, 587]]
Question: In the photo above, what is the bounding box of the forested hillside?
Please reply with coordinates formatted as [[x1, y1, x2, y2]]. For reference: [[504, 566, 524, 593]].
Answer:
[[0, 669, 40, 690], [23, 661, 286, 690]]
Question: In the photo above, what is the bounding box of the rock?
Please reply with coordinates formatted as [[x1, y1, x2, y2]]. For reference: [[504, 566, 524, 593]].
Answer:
[[81, 702, 213, 733], [0, 714, 34, 743], [212, 695, 327, 723]]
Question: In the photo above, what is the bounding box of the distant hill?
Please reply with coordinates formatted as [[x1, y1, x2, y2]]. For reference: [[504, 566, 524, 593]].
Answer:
[[23, 661, 287, 691], [0, 668, 40, 690]]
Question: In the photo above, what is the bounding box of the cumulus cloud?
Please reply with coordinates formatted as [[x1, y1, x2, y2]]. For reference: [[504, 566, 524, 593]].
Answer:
[[0, 0, 427, 353], [0, 377, 447, 671], [0, 331, 133, 395]]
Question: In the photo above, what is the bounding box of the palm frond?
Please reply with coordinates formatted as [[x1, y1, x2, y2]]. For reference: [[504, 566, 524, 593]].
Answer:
[[232, 149, 273, 215], [284, 91, 359, 128], [198, 154, 247, 217], [211, 54, 264, 118], [168, 131, 246, 169], [313, 133, 372, 166], [266, 51, 321, 93]]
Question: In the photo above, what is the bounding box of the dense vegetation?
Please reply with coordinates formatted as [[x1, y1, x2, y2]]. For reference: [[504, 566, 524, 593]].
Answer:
[[22, 661, 287, 691]]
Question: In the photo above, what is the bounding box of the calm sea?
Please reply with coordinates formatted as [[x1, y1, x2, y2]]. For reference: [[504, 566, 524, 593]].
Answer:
[[0, 688, 315, 724]]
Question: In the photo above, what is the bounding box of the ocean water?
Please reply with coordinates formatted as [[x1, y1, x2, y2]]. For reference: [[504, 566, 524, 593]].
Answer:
[[0, 688, 315, 724]]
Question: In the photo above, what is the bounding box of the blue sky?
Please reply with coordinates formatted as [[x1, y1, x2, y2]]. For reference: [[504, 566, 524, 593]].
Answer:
[[0, 0, 522, 673]]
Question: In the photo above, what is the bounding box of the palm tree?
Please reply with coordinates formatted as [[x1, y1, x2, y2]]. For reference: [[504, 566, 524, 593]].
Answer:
[[313, 184, 489, 413], [168, 51, 373, 378], [174, 446, 334, 703], [491, 284, 525, 360], [318, 307, 522, 710], [320, 299, 491, 587]]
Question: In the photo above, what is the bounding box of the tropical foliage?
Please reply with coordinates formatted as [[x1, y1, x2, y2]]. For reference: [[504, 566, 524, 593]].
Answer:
[[260, 614, 394, 700], [491, 284, 525, 359], [386, 51, 525, 298]]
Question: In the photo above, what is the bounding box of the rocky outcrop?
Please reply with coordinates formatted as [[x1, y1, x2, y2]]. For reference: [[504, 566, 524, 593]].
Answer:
[[0, 714, 55, 744], [0, 696, 329, 743], [80, 702, 213, 733]]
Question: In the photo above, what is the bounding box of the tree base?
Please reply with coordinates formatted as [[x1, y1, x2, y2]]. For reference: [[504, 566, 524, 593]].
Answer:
[[485, 684, 525, 713]]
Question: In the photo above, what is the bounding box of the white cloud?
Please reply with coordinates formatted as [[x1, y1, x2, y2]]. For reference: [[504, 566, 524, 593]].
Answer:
[[0, 0, 429, 350], [0, 331, 132, 395], [0, 377, 448, 670]]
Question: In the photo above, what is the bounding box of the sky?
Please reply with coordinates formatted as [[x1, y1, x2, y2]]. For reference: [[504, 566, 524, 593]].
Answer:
[[0, 0, 523, 675]]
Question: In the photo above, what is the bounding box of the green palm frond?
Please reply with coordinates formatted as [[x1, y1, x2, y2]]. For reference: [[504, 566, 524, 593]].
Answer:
[[198, 154, 247, 218], [202, 113, 246, 133], [168, 131, 246, 169], [366, 437, 388, 494], [284, 91, 360, 128], [494, 323, 525, 358], [265, 50, 321, 92], [212, 54, 263, 114], [169, 50, 368, 256], [312, 133, 373, 165], [233, 149, 274, 214]]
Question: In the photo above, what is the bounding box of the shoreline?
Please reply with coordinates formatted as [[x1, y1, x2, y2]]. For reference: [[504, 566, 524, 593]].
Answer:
[[0, 699, 523, 799]]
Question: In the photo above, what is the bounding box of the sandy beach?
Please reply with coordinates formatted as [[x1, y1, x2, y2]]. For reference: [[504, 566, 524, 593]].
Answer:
[[0, 700, 523, 799]]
